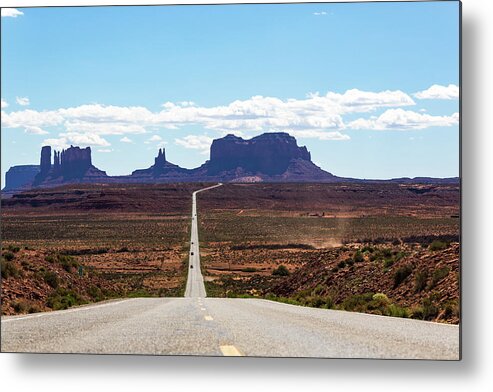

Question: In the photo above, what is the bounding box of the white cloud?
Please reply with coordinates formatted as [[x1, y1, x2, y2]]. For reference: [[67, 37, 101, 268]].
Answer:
[[1, 99, 8, 108], [144, 135, 162, 144], [414, 84, 459, 100], [97, 149, 113, 153], [1, 8, 24, 18], [287, 130, 350, 141], [349, 109, 459, 131], [24, 126, 49, 135], [1, 87, 458, 145], [313, 12, 327, 16], [16, 97, 30, 106], [120, 136, 133, 143], [2, 109, 63, 129], [42, 133, 110, 150], [175, 135, 213, 154]]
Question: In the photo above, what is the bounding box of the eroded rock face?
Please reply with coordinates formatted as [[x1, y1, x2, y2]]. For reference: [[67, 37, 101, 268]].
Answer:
[[208, 133, 311, 176], [4, 165, 40, 191], [40, 146, 52, 175], [60, 146, 92, 179]]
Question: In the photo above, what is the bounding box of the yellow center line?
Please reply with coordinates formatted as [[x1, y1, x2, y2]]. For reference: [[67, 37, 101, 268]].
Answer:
[[220, 345, 243, 356]]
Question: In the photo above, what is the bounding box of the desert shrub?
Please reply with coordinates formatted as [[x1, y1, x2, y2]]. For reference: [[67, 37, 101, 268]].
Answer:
[[346, 258, 355, 266], [429, 240, 448, 251], [312, 285, 325, 295], [429, 266, 450, 288], [241, 267, 258, 273], [443, 300, 460, 319], [361, 245, 374, 253], [353, 250, 364, 263], [394, 251, 406, 262], [28, 304, 41, 314], [58, 255, 78, 272], [331, 267, 339, 273], [421, 296, 439, 320], [45, 255, 56, 263], [371, 293, 390, 307], [46, 288, 84, 310], [7, 245, 21, 253], [1, 258, 20, 279], [382, 248, 392, 258], [43, 271, 59, 289], [3, 252, 15, 261], [414, 270, 429, 292], [337, 260, 347, 269], [272, 265, 290, 276], [392, 239, 401, 246], [387, 304, 409, 318], [383, 258, 394, 269], [341, 293, 375, 312], [393, 264, 413, 288], [12, 300, 28, 314]]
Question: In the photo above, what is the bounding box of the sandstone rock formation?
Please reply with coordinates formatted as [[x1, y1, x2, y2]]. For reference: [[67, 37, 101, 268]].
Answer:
[[207, 133, 311, 176], [4, 165, 40, 191], [3, 132, 459, 192]]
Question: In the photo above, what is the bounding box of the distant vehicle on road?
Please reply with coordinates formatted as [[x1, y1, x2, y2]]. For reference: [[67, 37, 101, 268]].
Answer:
[[191, 251, 194, 255], [190, 265, 193, 269]]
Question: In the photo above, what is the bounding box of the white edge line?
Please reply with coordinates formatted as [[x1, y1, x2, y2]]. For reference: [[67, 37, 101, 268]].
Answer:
[[1, 298, 141, 323]]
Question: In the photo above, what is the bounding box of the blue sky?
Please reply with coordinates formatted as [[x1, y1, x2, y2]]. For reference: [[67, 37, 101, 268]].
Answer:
[[1, 2, 460, 186]]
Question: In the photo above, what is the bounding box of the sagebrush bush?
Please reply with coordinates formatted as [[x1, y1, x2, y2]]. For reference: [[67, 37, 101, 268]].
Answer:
[[3, 252, 15, 261], [353, 250, 364, 263], [393, 264, 413, 288], [414, 270, 429, 292], [43, 271, 59, 289], [272, 265, 290, 276], [429, 240, 448, 251], [1, 258, 20, 279], [429, 266, 450, 288]]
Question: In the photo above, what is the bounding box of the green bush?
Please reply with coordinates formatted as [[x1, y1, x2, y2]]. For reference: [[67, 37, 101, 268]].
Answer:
[[383, 258, 394, 268], [43, 271, 59, 289], [421, 296, 439, 320], [241, 267, 258, 273], [3, 252, 15, 261], [337, 260, 347, 269], [341, 293, 375, 312], [387, 304, 409, 318], [28, 304, 41, 314], [429, 240, 448, 251], [45, 255, 56, 263], [12, 300, 28, 314], [1, 258, 20, 279], [353, 250, 364, 263], [393, 264, 413, 288], [46, 288, 85, 310], [429, 266, 450, 288], [7, 245, 21, 253], [414, 270, 429, 292], [272, 265, 290, 276]]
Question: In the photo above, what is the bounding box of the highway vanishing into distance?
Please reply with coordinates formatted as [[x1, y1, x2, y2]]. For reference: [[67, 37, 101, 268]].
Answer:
[[1, 184, 460, 359]]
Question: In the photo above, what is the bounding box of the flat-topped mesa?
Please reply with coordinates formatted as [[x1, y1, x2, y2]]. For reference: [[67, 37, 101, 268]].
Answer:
[[208, 132, 312, 176], [4, 165, 40, 191]]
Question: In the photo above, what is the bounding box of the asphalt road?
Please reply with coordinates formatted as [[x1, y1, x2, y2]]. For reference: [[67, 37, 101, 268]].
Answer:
[[1, 297, 459, 358], [0, 182, 460, 359], [184, 183, 222, 298]]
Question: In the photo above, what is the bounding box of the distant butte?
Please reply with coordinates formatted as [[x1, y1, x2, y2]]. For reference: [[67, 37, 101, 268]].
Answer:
[[2, 132, 459, 192]]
